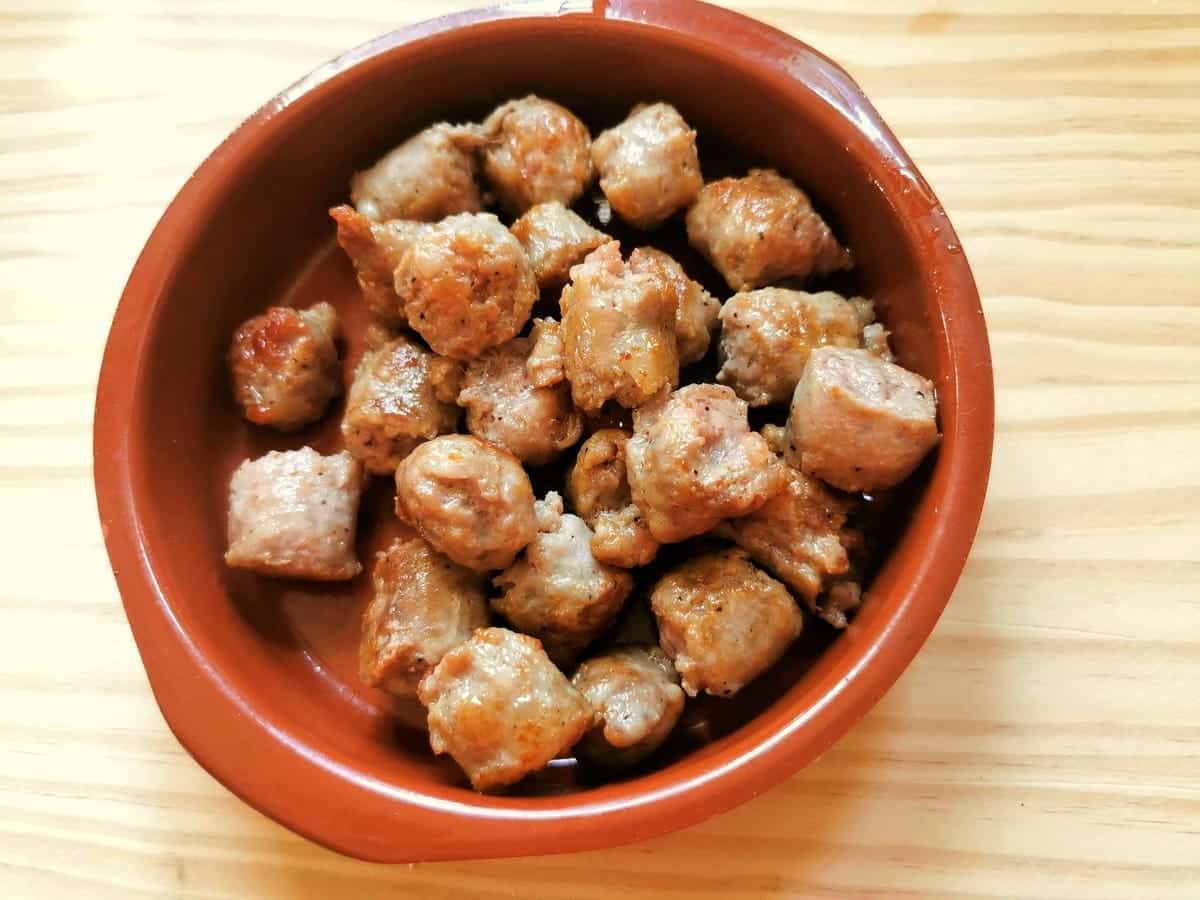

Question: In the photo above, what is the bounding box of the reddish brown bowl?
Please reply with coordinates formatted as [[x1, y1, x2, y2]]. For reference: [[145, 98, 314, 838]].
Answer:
[[94, 0, 993, 862]]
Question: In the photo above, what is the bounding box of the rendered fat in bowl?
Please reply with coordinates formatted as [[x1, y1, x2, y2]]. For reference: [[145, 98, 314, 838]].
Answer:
[[93, 0, 993, 864]]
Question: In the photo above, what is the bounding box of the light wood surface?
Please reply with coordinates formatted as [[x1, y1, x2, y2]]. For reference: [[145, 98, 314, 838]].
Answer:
[[3, 1, 1198, 896]]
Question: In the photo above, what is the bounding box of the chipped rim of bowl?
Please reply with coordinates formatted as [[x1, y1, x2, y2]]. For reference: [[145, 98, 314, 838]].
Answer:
[[93, 0, 993, 863]]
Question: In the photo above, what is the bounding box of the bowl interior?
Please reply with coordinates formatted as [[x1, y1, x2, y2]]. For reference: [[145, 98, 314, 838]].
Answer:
[[126, 19, 944, 803]]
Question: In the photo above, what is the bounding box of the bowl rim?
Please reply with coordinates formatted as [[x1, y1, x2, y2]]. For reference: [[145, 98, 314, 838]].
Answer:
[[94, 0, 994, 863]]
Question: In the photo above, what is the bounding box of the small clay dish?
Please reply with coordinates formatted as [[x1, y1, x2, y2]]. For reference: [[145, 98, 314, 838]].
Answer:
[[94, 0, 993, 862]]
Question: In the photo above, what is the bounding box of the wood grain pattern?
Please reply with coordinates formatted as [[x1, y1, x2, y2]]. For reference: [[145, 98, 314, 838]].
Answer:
[[2, 1, 1198, 896]]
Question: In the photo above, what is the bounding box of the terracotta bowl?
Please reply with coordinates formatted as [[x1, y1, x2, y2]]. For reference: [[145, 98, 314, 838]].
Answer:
[[94, 0, 993, 862]]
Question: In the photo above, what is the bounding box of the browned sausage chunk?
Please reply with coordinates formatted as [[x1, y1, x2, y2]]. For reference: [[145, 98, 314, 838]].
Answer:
[[629, 247, 720, 366], [571, 646, 685, 767], [626, 385, 785, 543], [349, 123, 484, 222], [394, 435, 537, 572], [393, 212, 538, 360], [591, 103, 703, 230], [559, 241, 679, 411], [715, 465, 862, 626], [650, 549, 803, 697], [717, 289, 866, 407], [342, 332, 461, 475], [492, 493, 634, 664], [565, 429, 659, 568], [225, 448, 364, 580], [786, 346, 940, 492], [480, 96, 594, 215], [686, 169, 851, 291], [227, 302, 341, 431], [359, 536, 489, 696], [457, 333, 583, 465], [525, 317, 567, 389], [330, 204, 426, 326], [418, 628, 593, 790], [510, 201, 608, 290]]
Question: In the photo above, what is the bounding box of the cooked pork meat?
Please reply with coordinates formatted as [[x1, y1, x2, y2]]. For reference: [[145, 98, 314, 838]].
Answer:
[[359, 536, 489, 695], [393, 212, 537, 361], [786, 346, 940, 492], [227, 302, 341, 431], [394, 435, 537, 572], [591, 102, 702, 230], [418, 627, 593, 790], [686, 168, 850, 291], [559, 241, 679, 411], [349, 122, 484, 222], [225, 448, 364, 580], [625, 385, 785, 543], [480, 95, 594, 215]]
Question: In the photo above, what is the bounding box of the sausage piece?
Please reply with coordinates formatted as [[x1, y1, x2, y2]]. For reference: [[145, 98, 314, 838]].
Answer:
[[786, 346, 940, 492], [225, 448, 364, 580], [457, 332, 583, 465], [480, 96, 594, 215], [571, 646, 685, 767], [626, 385, 785, 543], [330, 204, 426, 326], [716, 288, 866, 407], [591, 102, 703, 230], [227, 302, 341, 431], [715, 465, 862, 626], [492, 493, 634, 664], [349, 122, 484, 222], [418, 627, 593, 791], [393, 212, 538, 361], [525, 317, 567, 389], [359, 536, 489, 696], [559, 241, 679, 411], [650, 549, 803, 697], [342, 332, 461, 475], [510, 201, 608, 290], [565, 429, 659, 568], [394, 435, 537, 572], [686, 168, 851, 291], [629, 247, 720, 367]]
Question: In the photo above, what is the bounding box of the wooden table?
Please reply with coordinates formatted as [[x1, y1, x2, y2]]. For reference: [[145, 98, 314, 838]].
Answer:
[[3, 1, 1198, 896]]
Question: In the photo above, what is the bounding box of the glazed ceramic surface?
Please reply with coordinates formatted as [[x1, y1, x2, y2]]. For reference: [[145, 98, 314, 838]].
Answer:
[[94, 0, 993, 862]]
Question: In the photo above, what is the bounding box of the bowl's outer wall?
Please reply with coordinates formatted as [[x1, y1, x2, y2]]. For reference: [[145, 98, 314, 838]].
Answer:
[[94, 0, 993, 862]]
